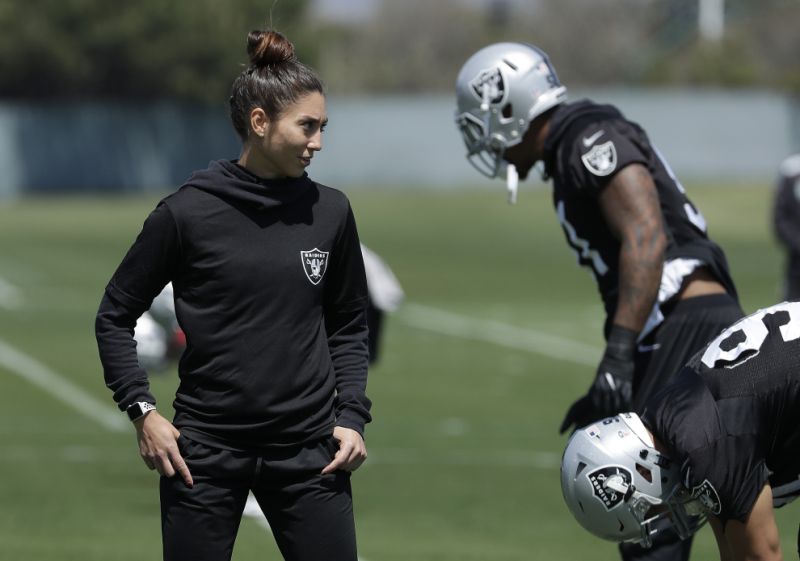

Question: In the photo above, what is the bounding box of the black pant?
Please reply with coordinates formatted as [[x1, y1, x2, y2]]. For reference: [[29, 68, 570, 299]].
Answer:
[[631, 293, 744, 411], [621, 293, 744, 561], [160, 435, 357, 561]]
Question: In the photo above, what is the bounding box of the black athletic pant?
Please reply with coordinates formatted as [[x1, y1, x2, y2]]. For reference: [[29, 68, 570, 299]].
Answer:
[[621, 293, 744, 561], [160, 435, 357, 561]]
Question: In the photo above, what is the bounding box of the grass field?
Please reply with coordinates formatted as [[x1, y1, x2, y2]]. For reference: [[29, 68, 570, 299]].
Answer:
[[0, 182, 796, 560]]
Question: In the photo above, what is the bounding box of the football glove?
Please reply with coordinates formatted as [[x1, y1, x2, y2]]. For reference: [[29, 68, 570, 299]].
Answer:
[[559, 394, 597, 434], [560, 325, 637, 434]]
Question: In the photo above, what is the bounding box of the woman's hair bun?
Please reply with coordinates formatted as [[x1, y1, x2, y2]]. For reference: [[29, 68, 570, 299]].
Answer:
[[246, 29, 295, 68]]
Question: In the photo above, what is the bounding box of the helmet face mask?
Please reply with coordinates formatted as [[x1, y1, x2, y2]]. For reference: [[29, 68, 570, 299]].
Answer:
[[456, 112, 508, 178], [560, 413, 706, 548], [454, 42, 568, 180]]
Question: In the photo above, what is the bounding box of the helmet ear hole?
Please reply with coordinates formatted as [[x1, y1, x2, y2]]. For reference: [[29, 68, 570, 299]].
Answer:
[[574, 461, 587, 479], [501, 103, 513, 119], [635, 463, 653, 483]]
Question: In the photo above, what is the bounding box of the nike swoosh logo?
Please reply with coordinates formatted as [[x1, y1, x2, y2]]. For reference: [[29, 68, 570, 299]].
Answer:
[[582, 130, 605, 147], [637, 343, 661, 353]]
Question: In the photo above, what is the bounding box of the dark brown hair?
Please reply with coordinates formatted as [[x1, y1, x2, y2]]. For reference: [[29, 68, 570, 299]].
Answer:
[[229, 30, 325, 141]]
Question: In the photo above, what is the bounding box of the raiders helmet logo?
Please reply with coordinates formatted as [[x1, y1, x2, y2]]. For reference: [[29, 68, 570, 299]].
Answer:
[[300, 248, 329, 285], [690, 479, 722, 515], [587, 466, 632, 511], [470, 67, 505, 105], [533, 60, 560, 89], [581, 141, 618, 177]]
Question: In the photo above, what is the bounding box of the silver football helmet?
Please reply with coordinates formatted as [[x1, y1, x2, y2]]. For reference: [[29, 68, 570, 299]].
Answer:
[[560, 413, 706, 548], [454, 42, 567, 182]]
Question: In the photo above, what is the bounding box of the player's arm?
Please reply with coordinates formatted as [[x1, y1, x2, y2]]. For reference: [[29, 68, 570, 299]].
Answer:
[[598, 162, 667, 332], [560, 164, 666, 432], [709, 516, 735, 561], [709, 484, 782, 561]]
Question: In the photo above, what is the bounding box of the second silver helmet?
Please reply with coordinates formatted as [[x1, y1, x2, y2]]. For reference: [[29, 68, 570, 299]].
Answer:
[[560, 413, 705, 548], [454, 42, 567, 179]]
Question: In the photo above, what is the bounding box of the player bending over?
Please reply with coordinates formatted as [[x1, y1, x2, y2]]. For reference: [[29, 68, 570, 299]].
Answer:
[[562, 301, 800, 561]]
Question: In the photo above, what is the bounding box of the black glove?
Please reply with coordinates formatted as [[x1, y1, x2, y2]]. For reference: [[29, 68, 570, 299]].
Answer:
[[559, 394, 597, 434], [559, 325, 637, 434], [589, 324, 636, 415]]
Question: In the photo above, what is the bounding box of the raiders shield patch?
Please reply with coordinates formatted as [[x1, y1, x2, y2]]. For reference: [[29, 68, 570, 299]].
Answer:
[[581, 141, 618, 176], [587, 466, 632, 511], [690, 479, 722, 515], [301, 248, 329, 285], [470, 67, 505, 104]]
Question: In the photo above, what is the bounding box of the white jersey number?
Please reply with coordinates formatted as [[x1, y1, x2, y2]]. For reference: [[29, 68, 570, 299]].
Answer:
[[701, 302, 800, 369]]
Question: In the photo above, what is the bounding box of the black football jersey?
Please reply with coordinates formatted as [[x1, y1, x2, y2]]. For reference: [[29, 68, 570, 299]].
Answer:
[[542, 100, 737, 336], [642, 301, 800, 522]]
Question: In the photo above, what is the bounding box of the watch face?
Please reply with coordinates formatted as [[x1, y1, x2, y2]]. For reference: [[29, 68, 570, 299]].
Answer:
[[126, 404, 141, 421], [127, 402, 155, 421]]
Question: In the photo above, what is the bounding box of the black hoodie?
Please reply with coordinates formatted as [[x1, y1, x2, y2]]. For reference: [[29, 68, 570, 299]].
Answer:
[[96, 160, 371, 451]]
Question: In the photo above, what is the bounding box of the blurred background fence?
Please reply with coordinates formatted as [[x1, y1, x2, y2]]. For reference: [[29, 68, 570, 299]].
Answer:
[[2, 0, 799, 197], [2, 89, 799, 197]]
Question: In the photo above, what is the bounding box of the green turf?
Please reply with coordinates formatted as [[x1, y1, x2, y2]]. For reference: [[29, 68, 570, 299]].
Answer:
[[0, 183, 794, 560]]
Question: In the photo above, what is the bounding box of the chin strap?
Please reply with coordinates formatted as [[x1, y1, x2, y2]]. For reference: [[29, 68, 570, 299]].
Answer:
[[506, 163, 518, 204], [478, 80, 518, 192], [480, 82, 492, 112], [603, 474, 666, 549]]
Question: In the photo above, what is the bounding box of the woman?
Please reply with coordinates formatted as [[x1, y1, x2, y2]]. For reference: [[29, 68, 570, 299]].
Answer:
[[95, 29, 371, 561]]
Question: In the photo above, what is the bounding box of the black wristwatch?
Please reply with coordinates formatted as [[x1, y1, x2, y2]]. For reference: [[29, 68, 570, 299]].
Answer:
[[126, 401, 156, 422]]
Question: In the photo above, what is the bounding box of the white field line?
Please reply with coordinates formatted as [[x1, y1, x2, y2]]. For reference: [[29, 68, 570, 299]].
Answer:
[[0, 337, 368, 556], [0, 275, 23, 309], [2, 295, 574, 561], [0, 338, 128, 432], [398, 302, 600, 367]]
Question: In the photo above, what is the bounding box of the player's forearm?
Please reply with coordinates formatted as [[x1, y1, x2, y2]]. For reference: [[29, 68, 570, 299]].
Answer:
[[729, 539, 783, 561], [599, 164, 667, 333], [720, 485, 783, 561], [613, 228, 665, 333]]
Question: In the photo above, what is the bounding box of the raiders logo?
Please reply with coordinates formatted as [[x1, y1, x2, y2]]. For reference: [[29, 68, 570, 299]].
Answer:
[[470, 67, 505, 105], [587, 466, 632, 511], [690, 479, 722, 515], [533, 60, 560, 89], [581, 141, 618, 177], [300, 248, 329, 285]]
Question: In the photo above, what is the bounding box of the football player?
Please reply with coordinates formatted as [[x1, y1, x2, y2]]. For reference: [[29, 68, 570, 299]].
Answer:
[[134, 283, 185, 372], [359, 244, 405, 364], [561, 301, 800, 561], [773, 153, 800, 301], [454, 42, 744, 561]]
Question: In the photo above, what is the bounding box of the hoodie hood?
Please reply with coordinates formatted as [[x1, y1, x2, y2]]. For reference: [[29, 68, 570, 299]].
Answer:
[[184, 159, 314, 211], [543, 100, 622, 179]]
